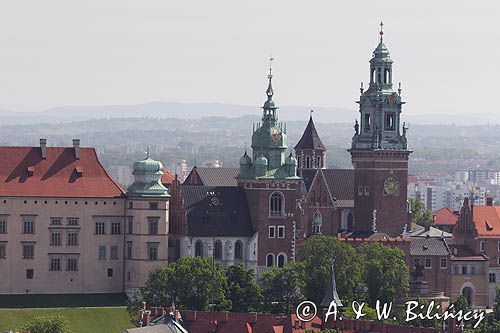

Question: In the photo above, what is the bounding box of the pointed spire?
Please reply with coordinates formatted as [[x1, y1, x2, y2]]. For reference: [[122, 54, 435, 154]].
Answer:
[[266, 56, 274, 99], [379, 21, 384, 42], [320, 260, 343, 308], [295, 112, 325, 150], [146, 146, 151, 158]]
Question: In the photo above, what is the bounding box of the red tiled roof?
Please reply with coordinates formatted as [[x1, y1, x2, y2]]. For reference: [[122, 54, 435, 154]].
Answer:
[[433, 207, 458, 226], [161, 167, 175, 185], [0, 146, 124, 198], [472, 206, 500, 237]]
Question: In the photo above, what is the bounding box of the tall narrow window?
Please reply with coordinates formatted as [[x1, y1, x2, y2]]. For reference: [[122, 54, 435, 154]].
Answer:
[[127, 216, 133, 234], [364, 114, 371, 131], [67, 232, 78, 246], [385, 113, 395, 131], [266, 253, 274, 267], [0, 242, 6, 259], [66, 258, 78, 271], [111, 220, 121, 235], [50, 232, 61, 246], [148, 243, 158, 260], [49, 258, 61, 271], [98, 245, 106, 259], [126, 241, 133, 260], [269, 192, 284, 217], [306, 156, 311, 169], [148, 217, 159, 235], [22, 244, 35, 259], [95, 221, 105, 235], [234, 240, 243, 260], [22, 216, 35, 234], [110, 246, 118, 260], [277, 253, 287, 268], [195, 240, 203, 257], [0, 217, 7, 234], [214, 240, 222, 260]]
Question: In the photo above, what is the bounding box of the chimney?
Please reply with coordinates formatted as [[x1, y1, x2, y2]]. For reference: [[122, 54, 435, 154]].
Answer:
[[40, 138, 47, 159], [72, 139, 80, 160], [487, 197, 494, 206]]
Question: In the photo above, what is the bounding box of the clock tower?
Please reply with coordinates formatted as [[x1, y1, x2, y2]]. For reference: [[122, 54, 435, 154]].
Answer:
[[349, 23, 411, 237]]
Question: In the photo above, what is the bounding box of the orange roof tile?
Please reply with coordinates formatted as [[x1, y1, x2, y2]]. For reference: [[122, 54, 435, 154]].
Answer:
[[433, 207, 458, 226], [161, 167, 175, 185], [472, 206, 500, 237], [0, 146, 124, 198]]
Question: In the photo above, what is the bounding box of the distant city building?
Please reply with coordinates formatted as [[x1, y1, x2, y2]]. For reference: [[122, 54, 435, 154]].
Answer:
[[108, 165, 134, 186], [202, 159, 222, 168], [177, 141, 197, 155]]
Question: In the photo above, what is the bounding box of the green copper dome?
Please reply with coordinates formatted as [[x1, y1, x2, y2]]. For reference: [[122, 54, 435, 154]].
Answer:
[[133, 157, 163, 174], [252, 125, 287, 149], [239, 151, 252, 165], [285, 153, 297, 166]]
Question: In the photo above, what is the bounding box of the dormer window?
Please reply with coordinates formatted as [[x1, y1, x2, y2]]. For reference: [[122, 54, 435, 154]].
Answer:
[[75, 166, 83, 177], [27, 166, 35, 176]]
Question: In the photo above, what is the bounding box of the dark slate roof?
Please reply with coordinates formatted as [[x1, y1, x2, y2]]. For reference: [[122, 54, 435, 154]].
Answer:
[[181, 185, 254, 237], [300, 169, 318, 192], [294, 116, 326, 150], [183, 167, 239, 187], [410, 237, 450, 256], [346, 230, 390, 239], [322, 169, 354, 201]]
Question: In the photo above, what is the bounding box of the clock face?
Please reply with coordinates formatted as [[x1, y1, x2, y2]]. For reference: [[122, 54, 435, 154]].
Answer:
[[383, 175, 399, 196], [271, 128, 281, 144], [211, 196, 220, 206]]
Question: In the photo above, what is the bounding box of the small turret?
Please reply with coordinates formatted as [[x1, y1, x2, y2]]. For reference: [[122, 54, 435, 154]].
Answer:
[[127, 147, 170, 197], [239, 150, 252, 174], [284, 153, 298, 177], [255, 155, 268, 177]]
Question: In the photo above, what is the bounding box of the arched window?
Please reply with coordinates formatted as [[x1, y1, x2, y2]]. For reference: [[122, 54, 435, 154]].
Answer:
[[317, 156, 321, 168], [347, 212, 354, 230], [269, 192, 284, 217], [234, 240, 243, 260], [313, 211, 322, 234], [277, 253, 287, 268], [214, 240, 222, 260], [266, 253, 274, 267], [195, 240, 203, 257]]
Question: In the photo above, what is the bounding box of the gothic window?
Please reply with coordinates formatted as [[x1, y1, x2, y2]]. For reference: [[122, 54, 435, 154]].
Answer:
[[364, 114, 370, 131], [277, 253, 287, 268], [317, 156, 321, 168], [306, 156, 311, 169], [385, 113, 395, 131], [235, 240, 243, 260], [266, 253, 274, 267], [214, 240, 222, 259], [269, 192, 284, 217], [195, 240, 203, 257], [347, 212, 354, 230]]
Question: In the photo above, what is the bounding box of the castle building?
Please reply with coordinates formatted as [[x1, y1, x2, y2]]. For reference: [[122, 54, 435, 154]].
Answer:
[[0, 140, 170, 295]]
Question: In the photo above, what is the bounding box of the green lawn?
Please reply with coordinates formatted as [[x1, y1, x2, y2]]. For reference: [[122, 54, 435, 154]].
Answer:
[[0, 307, 134, 333], [0, 293, 127, 308]]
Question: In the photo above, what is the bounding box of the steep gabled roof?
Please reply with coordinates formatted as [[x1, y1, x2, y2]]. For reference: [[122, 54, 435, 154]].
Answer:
[[322, 169, 354, 207], [161, 167, 176, 185], [181, 185, 254, 237], [183, 167, 239, 187], [433, 208, 458, 226], [471, 206, 500, 237], [294, 115, 326, 150], [0, 146, 124, 198]]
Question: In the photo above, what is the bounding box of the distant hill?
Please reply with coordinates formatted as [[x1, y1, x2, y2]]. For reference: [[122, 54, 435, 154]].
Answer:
[[0, 101, 495, 125]]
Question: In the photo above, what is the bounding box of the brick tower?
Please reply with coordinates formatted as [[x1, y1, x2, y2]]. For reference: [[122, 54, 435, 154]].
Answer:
[[349, 23, 411, 237]]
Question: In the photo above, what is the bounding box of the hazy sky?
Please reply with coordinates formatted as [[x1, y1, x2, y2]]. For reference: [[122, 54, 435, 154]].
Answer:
[[1, 1, 499, 118]]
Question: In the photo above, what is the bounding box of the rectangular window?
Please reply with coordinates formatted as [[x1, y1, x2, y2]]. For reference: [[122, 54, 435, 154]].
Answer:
[[453, 265, 459, 275], [98, 245, 106, 259], [0, 243, 6, 259], [268, 226, 276, 238], [440, 258, 447, 269], [0, 217, 7, 234], [490, 273, 496, 283], [126, 241, 133, 260], [471, 265, 476, 275], [127, 216, 133, 234], [22, 216, 35, 234], [50, 258, 61, 271], [107, 268, 113, 277], [26, 269, 34, 279], [50, 217, 62, 225], [111, 221, 121, 235], [364, 186, 370, 196], [66, 258, 78, 271], [462, 266, 467, 275], [425, 258, 432, 268], [480, 241, 485, 252], [148, 243, 158, 261], [67, 232, 78, 246], [95, 221, 105, 235], [128, 201, 133, 209], [67, 218, 79, 226], [50, 232, 61, 246], [149, 202, 159, 210], [22, 244, 35, 259], [277, 226, 285, 238], [110, 246, 118, 260], [148, 218, 159, 235]]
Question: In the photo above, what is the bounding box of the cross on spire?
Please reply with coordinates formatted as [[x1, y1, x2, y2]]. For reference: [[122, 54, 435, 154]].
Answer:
[[268, 56, 274, 79], [379, 21, 384, 41]]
